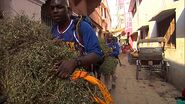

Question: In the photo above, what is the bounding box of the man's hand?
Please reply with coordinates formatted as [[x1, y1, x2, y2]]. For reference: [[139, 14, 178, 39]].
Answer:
[[54, 53, 99, 79], [56, 59, 76, 79]]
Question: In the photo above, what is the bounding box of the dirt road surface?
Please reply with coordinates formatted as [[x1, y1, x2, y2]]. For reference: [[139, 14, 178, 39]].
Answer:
[[107, 54, 181, 104]]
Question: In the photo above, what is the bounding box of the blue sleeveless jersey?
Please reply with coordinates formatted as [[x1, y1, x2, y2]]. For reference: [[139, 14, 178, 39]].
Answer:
[[51, 19, 103, 58]]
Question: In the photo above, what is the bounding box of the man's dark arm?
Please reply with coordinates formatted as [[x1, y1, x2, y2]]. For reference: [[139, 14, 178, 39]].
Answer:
[[56, 53, 99, 79], [75, 53, 99, 67]]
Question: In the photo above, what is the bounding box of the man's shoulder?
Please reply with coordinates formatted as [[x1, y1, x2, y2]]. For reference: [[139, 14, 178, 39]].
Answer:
[[51, 23, 59, 33], [80, 20, 92, 28], [51, 23, 58, 30], [71, 16, 92, 28]]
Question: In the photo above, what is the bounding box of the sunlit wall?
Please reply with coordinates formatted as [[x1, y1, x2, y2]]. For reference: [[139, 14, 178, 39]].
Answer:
[[132, 0, 185, 90]]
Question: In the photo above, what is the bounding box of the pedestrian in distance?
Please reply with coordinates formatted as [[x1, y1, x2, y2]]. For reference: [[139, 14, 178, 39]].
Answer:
[[108, 36, 121, 89], [104, 33, 122, 91], [109, 37, 122, 66]]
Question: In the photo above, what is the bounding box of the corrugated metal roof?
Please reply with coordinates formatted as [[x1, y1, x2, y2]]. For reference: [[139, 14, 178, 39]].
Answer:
[[138, 25, 149, 30], [149, 8, 176, 22]]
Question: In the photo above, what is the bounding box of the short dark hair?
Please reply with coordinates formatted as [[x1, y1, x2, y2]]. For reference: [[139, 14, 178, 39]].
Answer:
[[49, 0, 70, 7]]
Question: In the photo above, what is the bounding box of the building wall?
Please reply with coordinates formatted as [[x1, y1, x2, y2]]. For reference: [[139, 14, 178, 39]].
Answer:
[[100, 0, 112, 31], [131, 0, 185, 90], [89, 0, 111, 37], [117, 0, 125, 30], [89, 8, 102, 37], [1, 0, 44, 21], [89, 8, 102, 26], [165, 0, 185, 90], [11, 0, 44, 21], [0, 0, 12, 17], [123, 0, 132, 34], [70, 0, 87, 15], [123, 0, 135, 47]]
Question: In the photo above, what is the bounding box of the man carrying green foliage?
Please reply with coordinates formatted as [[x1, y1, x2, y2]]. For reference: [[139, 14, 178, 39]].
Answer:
[[50, 0, 104, 79], [103, 33, 122, 91]]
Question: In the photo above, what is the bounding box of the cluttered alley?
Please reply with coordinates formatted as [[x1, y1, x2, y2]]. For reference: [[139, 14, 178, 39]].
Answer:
[[0, 0, 185, 104], [110, 54, 181, 104]]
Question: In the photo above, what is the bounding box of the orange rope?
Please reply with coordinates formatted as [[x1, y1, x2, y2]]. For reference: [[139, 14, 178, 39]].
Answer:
[[71, 70, 114, 104]]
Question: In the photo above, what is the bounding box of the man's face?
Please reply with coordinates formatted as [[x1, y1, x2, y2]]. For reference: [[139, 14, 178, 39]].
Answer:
[[50, 0, 70, 24], [107, 34, 113, 43]]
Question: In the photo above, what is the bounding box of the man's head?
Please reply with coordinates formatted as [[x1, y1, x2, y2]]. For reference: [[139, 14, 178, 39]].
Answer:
[[113, 37, 118, 43], [107, 33, 113, 43], [50, 0, 72, 24]]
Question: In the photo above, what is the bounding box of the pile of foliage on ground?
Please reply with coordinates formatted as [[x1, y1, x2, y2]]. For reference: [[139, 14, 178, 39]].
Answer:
[[98, 38, 118, 75], [0, 16, 102, 104]]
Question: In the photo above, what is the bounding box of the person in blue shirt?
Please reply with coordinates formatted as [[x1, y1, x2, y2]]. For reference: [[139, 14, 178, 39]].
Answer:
[[106, 35, 122, 66], [50, 0, 103, 79], [109, 37, 120, 58], [111, 37, 122, 66], [105, 34, 122, 90]]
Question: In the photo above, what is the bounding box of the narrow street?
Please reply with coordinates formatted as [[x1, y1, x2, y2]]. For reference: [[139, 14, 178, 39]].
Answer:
[[110, 54, 181, 104]]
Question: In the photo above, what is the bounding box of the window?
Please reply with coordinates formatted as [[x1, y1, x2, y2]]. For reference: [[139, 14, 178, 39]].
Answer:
[[104, 8, 106, 18], [101, 8, 104, 17], [101, 8, 106, 19], [132, 3, 137, 16], [140, 28, 149, 39], [157, 13, 176, 48]]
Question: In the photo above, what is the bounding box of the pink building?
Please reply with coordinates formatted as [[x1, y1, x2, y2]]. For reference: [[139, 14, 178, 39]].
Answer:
[[122, 0, 132, 35], [89, 0, 111, 38], [118, 0, 133, 47]]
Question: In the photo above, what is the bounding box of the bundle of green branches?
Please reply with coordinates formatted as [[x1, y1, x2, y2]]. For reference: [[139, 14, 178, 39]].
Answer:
[[98, 38, 118, 75], [98, 38, 112, 57], [0, 16, 102, 104], [99, 56, 118, 75]]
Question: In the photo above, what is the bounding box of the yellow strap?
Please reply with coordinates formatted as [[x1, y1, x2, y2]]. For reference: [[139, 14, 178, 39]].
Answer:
[[76, 16, 83, 38], [71, 70, 114, 104]]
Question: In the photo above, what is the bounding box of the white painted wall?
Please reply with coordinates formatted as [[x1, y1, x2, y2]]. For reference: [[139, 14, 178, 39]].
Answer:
[[9, 0, 45, 21], [132, 0, 185, 90]]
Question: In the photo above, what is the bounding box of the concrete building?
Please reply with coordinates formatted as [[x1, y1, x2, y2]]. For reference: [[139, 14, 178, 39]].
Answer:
[[129, 0, 185, 90], [122, 0, 132, 34], [120, 0, 134, 47], [0, 0, 45, 21], [89, 0, 112, 38]]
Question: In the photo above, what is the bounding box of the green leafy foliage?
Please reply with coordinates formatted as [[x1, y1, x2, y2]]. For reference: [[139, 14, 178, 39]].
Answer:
[[98, 38, 118, 75], [100, 56, 118, 75], [0, 16, 102, 104]]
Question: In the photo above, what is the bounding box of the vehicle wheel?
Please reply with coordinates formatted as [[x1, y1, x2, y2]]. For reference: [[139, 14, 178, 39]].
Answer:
[[162, 61, 169, 82], [165, 66, 169, 82], [136, 65, 140, 80]]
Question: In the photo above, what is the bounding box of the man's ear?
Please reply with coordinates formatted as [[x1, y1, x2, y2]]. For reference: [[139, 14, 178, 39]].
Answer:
[[68, 7, 72, 15], [68, 7, 72, 11]]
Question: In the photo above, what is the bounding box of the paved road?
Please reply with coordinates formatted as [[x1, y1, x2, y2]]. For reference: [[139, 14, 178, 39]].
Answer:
[[105, 54, 181, 104]]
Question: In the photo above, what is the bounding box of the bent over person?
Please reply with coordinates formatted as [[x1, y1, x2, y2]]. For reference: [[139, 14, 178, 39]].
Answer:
[[50, 0, 103, 79]]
